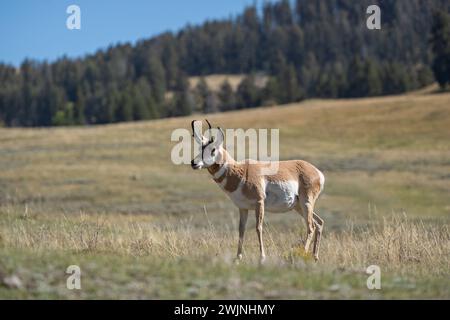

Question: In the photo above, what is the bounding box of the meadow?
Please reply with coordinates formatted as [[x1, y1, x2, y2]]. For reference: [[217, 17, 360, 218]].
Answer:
[[0, 87, 449, 299]]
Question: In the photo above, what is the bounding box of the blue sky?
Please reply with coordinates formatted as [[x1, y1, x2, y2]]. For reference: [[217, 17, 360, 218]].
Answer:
[[0, 0, 266, 66]]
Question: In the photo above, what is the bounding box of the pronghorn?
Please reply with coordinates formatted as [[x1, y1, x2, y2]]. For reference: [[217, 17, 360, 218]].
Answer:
[[190, 120, 325, 262]]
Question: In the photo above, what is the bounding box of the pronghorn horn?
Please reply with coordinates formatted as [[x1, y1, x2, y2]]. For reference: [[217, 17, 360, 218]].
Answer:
[[205, 119, 212, 130], [205, 119, 213, 142], [191, 120, 196, 134]]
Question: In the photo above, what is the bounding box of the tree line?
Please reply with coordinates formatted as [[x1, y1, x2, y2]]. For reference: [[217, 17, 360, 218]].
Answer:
[[0, 0, 449, 127]]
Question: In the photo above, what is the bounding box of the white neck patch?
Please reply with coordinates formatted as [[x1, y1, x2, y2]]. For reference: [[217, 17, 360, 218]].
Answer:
[[214, 162, 228, 180]]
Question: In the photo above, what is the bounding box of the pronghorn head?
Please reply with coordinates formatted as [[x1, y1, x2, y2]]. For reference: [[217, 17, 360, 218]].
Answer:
[[191, 119, 225, 170]]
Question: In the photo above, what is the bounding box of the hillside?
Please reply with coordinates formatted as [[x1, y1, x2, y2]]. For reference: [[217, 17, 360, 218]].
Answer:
[[0, 91, 449, 298], [1, 0, 449, 126], [1, 88, 449, 219]]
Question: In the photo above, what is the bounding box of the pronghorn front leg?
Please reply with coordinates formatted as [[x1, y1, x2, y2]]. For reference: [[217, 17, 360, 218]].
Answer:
[[236, 209, 248, 261], [255, 200, 266, 264]]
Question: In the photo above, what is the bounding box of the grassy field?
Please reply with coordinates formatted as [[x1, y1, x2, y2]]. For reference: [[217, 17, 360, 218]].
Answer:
[[0, 88, 449, 299]]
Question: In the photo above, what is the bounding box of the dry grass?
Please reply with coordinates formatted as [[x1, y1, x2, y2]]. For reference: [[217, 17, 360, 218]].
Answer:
[[0, 206, 448, 299], [1, 207, 448, 274], [321, 216, 449, 276], [0, 89, 449, 298]]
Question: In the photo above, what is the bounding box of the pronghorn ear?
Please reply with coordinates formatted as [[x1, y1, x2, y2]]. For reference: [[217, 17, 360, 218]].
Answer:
[[215, 127, 225, 147], [191, 120, 203, 143]]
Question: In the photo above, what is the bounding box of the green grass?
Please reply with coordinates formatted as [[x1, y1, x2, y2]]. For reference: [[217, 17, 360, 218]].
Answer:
[[0, 210, 448, 299], [0, 89, 449, 299], [2, 249, 448, 299]]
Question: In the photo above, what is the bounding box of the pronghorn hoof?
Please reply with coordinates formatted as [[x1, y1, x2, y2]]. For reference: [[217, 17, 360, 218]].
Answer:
[[234, 255, 243, 264], [259, 256, 266, 265]]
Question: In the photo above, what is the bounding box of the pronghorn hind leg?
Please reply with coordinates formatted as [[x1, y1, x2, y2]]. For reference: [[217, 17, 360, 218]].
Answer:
[[312, 212, 324, 261], [295, 196, 316, 255], [236, 209, 249, 261], [255, 200, 266, 264], [303, 210, 315, 254]]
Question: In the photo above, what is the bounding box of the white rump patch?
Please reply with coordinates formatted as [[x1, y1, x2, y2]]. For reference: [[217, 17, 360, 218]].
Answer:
[[316, 168, 325, 193]]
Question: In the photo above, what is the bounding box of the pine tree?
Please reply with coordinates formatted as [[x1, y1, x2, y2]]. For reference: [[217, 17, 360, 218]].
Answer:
[[132, 90, 150, 120], [283, 64, 300, 102], [117, 89, 133, 122], [347, 56, 367, 97], [147, 95, 158, 119], [49, 86, 67, 126], [241, 6, 260, 72], [262, 77, 279, 106], [195, 77, 210, 114], [366, 59, 382, 96], [236, 75, 260, 108], [430, 11, 450, 89], [417, 65, 435, 87], [145, 54, 166, 104], [172, 73, 193, 116], [74, 86, 86, 125], [273, 0, 293, 26], [274, 57, 300, 103], [382, 62, 412, 94], [218, 80, 236, 111], [161, 35, 179, 89], [287, 25, 304, 68]]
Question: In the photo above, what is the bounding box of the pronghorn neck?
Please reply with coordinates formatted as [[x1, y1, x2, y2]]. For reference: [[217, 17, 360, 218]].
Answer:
[[207, 148, 234, 181]]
